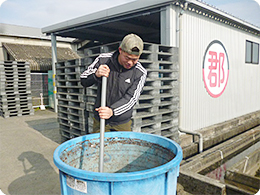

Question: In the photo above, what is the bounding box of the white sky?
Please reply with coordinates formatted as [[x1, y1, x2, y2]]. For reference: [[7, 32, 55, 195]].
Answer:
[[0, 0, 259, 28]]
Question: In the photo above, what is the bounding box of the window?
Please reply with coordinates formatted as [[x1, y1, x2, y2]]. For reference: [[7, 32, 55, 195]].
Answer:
[[245, 40, 259, 64]]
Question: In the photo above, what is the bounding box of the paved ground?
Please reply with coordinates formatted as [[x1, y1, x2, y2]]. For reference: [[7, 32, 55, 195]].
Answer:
[[0, 109, 61, 195], [0, 109, 190, 195]]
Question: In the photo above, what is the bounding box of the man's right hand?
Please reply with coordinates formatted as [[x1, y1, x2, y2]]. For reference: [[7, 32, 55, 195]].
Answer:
[[95, 107, 113, 119], [95, 65, 110, 78]]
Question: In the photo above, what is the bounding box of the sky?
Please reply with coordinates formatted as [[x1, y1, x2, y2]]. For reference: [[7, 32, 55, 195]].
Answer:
[[0, 0, 260, 29]]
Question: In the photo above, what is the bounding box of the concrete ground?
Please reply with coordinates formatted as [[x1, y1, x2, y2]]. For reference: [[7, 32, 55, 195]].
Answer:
[[0, 109, 190, 195], [0, 109, 61, 195]]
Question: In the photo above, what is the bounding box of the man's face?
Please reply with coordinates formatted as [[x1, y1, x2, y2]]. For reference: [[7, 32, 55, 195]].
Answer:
[[118, 48, 140, 69]]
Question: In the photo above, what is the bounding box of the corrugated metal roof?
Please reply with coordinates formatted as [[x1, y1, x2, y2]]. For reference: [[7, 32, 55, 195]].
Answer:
[[3, 43, 80, 71]]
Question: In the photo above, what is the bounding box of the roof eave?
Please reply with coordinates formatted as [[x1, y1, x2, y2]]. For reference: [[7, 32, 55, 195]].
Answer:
[[41, 0, 175, 35], [186, 0, 260, 32]]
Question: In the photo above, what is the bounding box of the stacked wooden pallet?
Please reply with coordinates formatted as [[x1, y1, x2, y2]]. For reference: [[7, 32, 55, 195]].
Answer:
[[0, 61, 34, 118]]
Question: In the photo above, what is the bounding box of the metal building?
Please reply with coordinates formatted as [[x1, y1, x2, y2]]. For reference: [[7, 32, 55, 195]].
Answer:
[[42, 0, 260, 132]]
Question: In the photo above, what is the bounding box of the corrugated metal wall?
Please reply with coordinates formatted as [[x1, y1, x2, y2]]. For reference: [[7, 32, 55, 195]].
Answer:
[[179, 10, 260, 131]]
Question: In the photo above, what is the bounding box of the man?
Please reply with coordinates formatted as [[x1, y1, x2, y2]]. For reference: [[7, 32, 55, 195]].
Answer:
[[80, 33, 147, 132]]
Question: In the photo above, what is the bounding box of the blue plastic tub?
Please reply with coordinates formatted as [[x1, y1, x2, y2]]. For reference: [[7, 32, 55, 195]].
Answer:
[[53, 132, 183, 195]]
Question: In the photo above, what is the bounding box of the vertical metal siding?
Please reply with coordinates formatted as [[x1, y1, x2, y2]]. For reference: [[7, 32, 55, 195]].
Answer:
[[179, 11, 260, 131]]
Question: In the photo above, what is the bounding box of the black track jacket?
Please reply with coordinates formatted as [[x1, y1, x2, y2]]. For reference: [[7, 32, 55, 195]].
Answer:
[[80, 50, 147, 126]]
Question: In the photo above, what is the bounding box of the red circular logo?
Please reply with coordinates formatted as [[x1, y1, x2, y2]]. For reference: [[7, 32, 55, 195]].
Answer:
[[203, 41, 229, 98]]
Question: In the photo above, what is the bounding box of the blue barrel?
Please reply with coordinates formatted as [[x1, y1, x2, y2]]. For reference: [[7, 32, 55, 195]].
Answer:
[[53, 132, 182, 195]]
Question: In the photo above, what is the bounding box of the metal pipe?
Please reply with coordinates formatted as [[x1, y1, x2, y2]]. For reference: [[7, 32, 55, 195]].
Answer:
[[243, 156, 249, 173], [179, 128, 203, 153], [177, 2, 203, 154], [99, 76, 107, 173], [178, 3, 184, 133]]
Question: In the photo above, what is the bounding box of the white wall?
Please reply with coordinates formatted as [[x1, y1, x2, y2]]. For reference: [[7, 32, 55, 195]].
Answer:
[[179, 10, 260, 131]]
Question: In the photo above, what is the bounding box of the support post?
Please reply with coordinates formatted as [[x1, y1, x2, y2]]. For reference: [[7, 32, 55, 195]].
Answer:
[[160, 4, 177, 46], [51, 33, 58, 113]]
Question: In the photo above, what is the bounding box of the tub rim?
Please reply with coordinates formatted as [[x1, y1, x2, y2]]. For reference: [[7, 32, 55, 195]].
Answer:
[[53, 132, 183, 182]]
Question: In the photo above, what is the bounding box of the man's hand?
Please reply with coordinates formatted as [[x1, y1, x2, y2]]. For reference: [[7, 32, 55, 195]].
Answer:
[[95, 107, 113, 119], [95, 65, 110, 78]]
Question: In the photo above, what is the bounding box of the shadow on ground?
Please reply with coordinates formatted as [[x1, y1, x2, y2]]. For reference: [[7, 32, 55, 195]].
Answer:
[[8, 151, 61, 195], [26, 118, 62, 144]]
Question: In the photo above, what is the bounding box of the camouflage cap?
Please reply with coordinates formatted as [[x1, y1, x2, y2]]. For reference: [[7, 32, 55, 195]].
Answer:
[[120, 34, 143, 56]]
